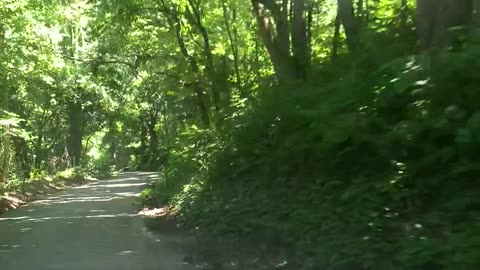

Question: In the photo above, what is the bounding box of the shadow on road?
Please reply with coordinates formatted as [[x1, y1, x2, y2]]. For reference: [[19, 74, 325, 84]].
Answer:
[[0, 172, 193, 270]]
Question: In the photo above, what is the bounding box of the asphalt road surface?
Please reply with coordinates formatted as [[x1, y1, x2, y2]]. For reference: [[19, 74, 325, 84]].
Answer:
[[0, 172, 193, 270]]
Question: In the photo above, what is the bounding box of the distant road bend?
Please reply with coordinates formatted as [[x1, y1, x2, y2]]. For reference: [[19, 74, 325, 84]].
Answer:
[[0, 172, 192, 270]]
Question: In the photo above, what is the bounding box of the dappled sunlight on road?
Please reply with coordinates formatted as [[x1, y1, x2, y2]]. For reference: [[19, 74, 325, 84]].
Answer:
[[0, 172, 194, 270], [72, 181, 149, 190], [0, 213, 140, 223], [30, 193, 140, 206]]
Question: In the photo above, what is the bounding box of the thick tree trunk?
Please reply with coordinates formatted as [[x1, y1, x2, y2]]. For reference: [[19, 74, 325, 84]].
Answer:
[[67, 101, 83, 167], [292, 0, 309, 80], [33, 105, 51, 168], [0, 128, 10, 183], [417, 0, 473, 49], [106, 121, 118, 167], [252, 0, 312, 82], [306, 3, 313, 62], [147, 111, 158, 168], [162, 100, 170, 149], [13, 137, 31, 180], [139, 115, 149, 169], [34, 134, 44, 168], [192, 85, 211, 127], [331, 9, 341, 62], [0, 86, 9, 183], [277, 0, 291, 64], [251, 0, 294, 81], [338, 0, 359, 53]]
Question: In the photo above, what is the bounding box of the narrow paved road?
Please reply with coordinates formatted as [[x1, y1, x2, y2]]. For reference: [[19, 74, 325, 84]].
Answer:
[[0, 172, 193, 270]]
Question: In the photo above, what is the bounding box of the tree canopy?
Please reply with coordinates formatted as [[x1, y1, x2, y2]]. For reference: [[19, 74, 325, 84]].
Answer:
[[2, 0, 480, 269]]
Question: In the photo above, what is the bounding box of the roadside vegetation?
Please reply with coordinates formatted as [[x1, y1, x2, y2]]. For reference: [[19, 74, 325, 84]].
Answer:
[[2, 0, 479, 269], [0, 168, 94, 215]]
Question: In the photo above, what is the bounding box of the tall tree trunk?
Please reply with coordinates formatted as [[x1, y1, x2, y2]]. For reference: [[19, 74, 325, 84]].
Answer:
[[139, 115, 149, 169], [161, 100, 171, 182], [186, 1, 222, 114], [338, 0, 359, 54], [417, 0, 473, 49], [306, 3, 313, 62], [162, 99, 170, 149], [277, 0, 290, 65], [33, 105, 50, 168], [331, 9, 341, 62], [0, 86, 10, 183], [67, 101, 83, 167], [13, 137, 31, 180], [254, 37, 262, 80], [107, 121, 118, 167], [1, 129, 10, 183], [147, 110, 158, 168], [222, 1, 242, 90], [192, 85, 211, 127], [251, 0, 294, 82], [292, 0, 309, 80], [34, 134, 44, 168], [162, 1, 211, 127], [250, 0, 313, 81]]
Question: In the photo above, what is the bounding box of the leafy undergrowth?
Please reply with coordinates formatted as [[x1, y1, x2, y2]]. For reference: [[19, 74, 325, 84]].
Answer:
[[141, 45, 480, 270], [0, 168, 96, 215]]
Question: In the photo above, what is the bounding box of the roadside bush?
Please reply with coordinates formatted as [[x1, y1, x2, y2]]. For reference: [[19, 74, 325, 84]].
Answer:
[[143, 44, 480, 270]]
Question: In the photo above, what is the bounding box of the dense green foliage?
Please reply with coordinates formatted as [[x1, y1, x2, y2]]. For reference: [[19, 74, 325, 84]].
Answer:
[[2, 0, 480, 269], [159, 50, 480, 269]]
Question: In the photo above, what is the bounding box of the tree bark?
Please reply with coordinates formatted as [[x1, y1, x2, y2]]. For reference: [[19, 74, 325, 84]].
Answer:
[[331, 9, 341, 62], [251, 0, 294, 81], [222, 1, 242, 89], [306, 2, 314, 60], [1, 129, 10, 183], [417, 0, 473, 49], [186, 0, 222, 114], [251, 0, 312, 81], [161, 1, 211, 127], [192, 85, 211, 127], [338, 0, 359, 53], [0, 85, 10, 183], [147, 109, 159, 168], [277, 0, 290, 64], [292, 0, 309, 80], [67, 101, 83, 167], [13, 137, 31, 180], [139, 115, 149, 169], [161, 99, 170, 149]]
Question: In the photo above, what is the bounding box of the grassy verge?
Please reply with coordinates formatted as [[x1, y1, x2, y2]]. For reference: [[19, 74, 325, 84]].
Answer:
[[0, 168, 96, 215]]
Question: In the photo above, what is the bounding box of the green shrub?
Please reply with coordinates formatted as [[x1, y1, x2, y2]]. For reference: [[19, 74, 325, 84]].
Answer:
[[142, 44, 480, 270]]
